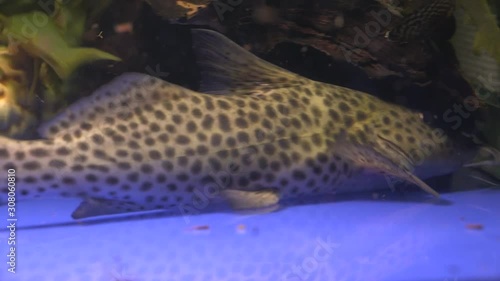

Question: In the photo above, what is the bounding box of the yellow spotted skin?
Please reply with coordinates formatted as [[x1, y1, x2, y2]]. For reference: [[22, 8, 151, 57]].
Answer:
[[0, 30, 475, 219]]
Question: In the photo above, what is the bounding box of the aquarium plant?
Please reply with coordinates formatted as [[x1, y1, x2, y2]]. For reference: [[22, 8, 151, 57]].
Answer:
[[0, 0, 120, 138]]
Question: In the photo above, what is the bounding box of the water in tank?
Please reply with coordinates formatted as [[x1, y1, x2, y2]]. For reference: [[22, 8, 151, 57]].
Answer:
[[0, 0, 499, 280]]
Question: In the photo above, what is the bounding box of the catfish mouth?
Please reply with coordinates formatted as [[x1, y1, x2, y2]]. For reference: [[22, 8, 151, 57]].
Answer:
[[375, 133, 479, 180], [414, 141, 481, 180], [463, 146, 500, 169]]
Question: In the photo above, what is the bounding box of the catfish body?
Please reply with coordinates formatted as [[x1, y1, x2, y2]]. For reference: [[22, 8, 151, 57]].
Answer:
[[0, 30, 475, 219]]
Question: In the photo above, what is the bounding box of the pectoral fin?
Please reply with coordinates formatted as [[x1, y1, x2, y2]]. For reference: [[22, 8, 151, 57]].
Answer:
[[334, 138, 440, 197], [221, 189, 281, 214], [71, 197, 144, 219]]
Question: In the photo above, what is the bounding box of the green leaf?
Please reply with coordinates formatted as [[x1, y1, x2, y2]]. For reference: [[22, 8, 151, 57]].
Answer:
[[0, 11, 120, 79], [0, 0, 48, 16], [53, 0, 114, 46]]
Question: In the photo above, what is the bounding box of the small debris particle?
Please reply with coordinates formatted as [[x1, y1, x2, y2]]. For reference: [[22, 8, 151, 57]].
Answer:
[[236, 224, 246, 234], [188, 225, 210, 231], [465, 224, 484, 230], [114, 22, 134, 34]]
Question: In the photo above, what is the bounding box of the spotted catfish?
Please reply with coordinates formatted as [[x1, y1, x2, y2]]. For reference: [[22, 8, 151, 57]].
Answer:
[[385, 0, 456, 42], [0, 29, 477, 219]]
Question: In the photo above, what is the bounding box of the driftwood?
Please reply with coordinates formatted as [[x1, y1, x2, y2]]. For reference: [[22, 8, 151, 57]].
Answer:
[[185, 0, 457, 81], [178, 0, 482, 142], [77, 0, 482, 144]]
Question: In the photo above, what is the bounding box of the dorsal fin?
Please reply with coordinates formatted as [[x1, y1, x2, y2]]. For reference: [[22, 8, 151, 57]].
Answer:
[[190, 29, 309, 94], [38, 73, 187, 139]]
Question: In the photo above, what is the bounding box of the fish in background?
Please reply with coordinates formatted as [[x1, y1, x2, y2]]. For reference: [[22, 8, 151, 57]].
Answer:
[[451, 0, 500, 106], [0, 29, 482, 220], [383, 0, 500, 188], [385, 0, 456, 42], [448, 0, 500, 186]]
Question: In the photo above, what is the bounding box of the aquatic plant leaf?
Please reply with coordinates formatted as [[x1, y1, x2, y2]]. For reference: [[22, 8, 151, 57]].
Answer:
[[53, 0, 114, 46], [0, 11, 120, 79], [456, 0, 500, 63], [0, 0, 43, 15], [473, 26, 500, 64], [39, 62, 65, 121], [52, 0, 88, 46], [0, 49, 38, 138]]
